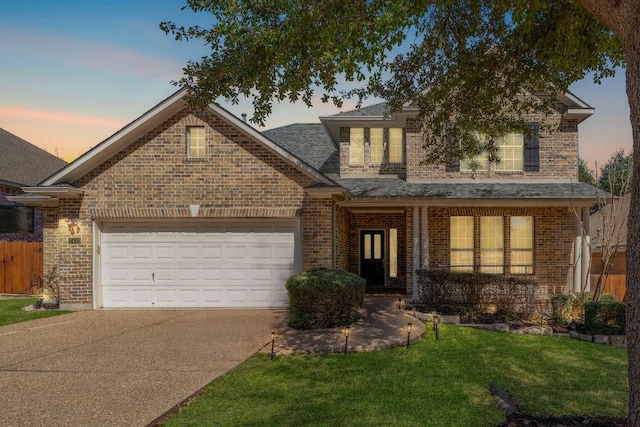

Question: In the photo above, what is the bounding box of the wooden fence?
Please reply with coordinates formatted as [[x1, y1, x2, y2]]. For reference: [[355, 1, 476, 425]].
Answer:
[[0, 242, 42, 294], [590, 274, 627, 302]]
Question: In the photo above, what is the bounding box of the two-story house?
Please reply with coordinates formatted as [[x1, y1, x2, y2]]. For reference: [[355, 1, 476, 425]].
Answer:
[[10, 89, 597, 309]]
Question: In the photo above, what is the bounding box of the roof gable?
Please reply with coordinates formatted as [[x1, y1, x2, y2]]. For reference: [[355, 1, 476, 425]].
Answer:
[[0, 128, 67, 186], [41, 90, 333, 188]]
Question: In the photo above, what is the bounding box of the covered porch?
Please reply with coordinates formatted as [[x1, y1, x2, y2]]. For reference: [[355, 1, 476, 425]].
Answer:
[[333, 202, 592, 298]]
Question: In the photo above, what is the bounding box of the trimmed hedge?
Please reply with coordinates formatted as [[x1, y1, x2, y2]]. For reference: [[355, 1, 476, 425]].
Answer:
[[550, 294, 575, 323], [416, 269, 538, 320], [286, 269, 365, 330], [584, 301, 626, 335]]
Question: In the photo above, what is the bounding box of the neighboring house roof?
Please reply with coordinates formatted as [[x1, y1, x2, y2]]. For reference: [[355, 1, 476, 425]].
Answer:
[[0, 128, 67, 186], [590, 193, 630, 250]]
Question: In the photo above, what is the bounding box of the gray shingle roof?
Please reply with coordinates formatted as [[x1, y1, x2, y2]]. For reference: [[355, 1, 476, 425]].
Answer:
[[333, 178, 601, 200], [329, 102, 391, 117], [264, 122, 600, 202], [0, 128, 67, 186], [263, 123, 339, 175]]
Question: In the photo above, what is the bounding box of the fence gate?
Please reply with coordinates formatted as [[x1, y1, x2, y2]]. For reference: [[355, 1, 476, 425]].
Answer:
[[0, 242, 42, 294], [590, 274, 627, 302]]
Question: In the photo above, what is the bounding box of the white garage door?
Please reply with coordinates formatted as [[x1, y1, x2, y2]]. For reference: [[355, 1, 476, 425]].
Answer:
[[99, 221, 298, 308]]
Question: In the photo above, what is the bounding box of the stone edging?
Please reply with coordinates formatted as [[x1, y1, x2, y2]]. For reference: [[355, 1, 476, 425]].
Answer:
[[408, 311, 626, 347]]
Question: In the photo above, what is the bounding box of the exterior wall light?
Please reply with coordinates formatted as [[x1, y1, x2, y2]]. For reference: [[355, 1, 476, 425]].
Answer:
[[189, 204, 200, 217]]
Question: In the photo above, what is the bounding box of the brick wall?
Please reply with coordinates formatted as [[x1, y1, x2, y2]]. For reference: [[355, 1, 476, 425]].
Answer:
[[46, 109, 318, 308], [335, 206, 352, 271], [301, 197, 333, 270], [427, 206, 575, 295], [405, 108, 579, 180]]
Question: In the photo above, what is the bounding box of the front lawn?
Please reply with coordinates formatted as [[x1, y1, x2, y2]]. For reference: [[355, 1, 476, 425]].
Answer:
[[0, 298, 70, 326], [164, 325, 627, 427]]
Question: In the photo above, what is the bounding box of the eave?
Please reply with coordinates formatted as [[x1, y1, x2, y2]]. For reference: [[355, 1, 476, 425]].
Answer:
[[41, 89, 334, 189], [343, 198, 596, 208], [20, 186, 84, 198], [6, 194, 59, 207], [305, 187, 350, 202]]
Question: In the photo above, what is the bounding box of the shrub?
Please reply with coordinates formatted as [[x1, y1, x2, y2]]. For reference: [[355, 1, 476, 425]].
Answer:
[[286, 269, 365, 330], [584, 301, 626, 335], [571, 292, 617, 318], [550, 294, 575, 323], [30, 267, 62, 309], [416, 269, 538, 320]]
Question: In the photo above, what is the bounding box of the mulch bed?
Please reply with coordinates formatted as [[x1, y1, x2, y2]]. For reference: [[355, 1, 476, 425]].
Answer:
[[491, 383, 625, 426], [499, 414, 626, 426]]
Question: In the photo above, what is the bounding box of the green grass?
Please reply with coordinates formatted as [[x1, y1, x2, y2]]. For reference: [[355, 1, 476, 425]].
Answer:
[[0, 298, 70, 326], [164, 324, 628, 427]]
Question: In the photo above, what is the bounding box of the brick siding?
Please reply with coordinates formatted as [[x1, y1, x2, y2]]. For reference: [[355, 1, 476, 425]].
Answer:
[[427, 206, 576, 295], [45, 109, 318, 307]]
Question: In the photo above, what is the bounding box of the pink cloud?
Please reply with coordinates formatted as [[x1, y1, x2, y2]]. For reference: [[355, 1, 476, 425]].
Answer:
[[0, 28, 184, 80], [0, 105, 126, 129]]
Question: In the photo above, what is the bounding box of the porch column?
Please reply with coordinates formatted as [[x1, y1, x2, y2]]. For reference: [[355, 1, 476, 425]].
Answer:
[[573, 213, 582, 293], [413, 207, 420, 300], [581, 207, 591, 292]]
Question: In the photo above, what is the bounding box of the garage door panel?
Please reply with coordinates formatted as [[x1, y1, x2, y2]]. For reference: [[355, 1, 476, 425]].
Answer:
[[156, 246, 176, 259], [101, 221, 296, 308], [178, 268, 199, 281], [201, 245, 222, 260]]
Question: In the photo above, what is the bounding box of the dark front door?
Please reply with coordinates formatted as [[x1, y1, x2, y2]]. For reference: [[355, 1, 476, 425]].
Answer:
[[360, 230, 385, 288]]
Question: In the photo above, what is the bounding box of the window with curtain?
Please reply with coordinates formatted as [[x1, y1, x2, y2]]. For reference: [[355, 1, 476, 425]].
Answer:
[[450, 216, 474, 272], [370, 128, 383, 164], [389, 128, 403, 163], [460, 133, 524, 172], [495, 134, 524, 171], [510, 216, 534, 274], [480, 216, 504, 274], [349, 127, 365, 164], [187, 126, 206, 158]]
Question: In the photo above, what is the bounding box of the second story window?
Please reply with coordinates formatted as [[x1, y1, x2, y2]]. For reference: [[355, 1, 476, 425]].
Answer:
[[389, 128, 403, 163], [349, 128, 365, 164], [460, 133, 524, 172], [187, 126, 206, 158], [495, 133, 524, 171], [370, 128, 384, 164]]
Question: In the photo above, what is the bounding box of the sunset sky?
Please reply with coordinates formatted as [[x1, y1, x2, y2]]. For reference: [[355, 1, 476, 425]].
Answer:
[[0, 1, 632, 170]]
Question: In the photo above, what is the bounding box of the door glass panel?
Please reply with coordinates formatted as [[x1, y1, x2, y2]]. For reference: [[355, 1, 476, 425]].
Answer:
[[364, 234, 371, 260], [374, 234, 382, 259], [389, 228, 397, 278]]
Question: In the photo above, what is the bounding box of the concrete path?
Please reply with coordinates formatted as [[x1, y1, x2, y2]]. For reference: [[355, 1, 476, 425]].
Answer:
[[0, 309, 281, 427]]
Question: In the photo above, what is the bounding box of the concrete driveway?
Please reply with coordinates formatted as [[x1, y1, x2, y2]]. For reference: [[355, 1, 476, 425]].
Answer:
[[0, 309, 281, 427]]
